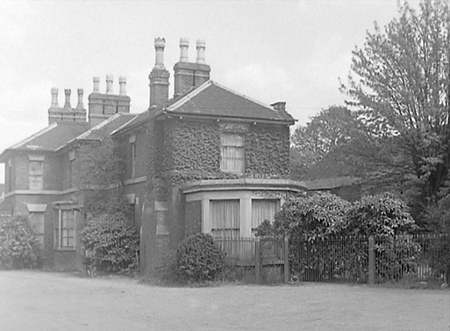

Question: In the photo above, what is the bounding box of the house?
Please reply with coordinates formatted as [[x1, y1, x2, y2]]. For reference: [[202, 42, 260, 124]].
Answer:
[[0, 37, 305, 274]]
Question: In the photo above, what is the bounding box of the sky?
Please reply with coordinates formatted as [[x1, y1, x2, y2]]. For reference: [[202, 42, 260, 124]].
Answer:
[[0, 0, 422, 183]]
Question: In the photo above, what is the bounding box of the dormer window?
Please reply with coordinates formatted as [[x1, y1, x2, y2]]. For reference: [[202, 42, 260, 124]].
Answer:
[[220, 133, 244, 174]]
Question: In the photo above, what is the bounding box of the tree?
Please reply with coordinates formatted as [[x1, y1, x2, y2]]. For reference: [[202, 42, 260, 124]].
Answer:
[[343, 0, 450, 224], [72, 133, 126, 216], [290, 106, 363, 178]]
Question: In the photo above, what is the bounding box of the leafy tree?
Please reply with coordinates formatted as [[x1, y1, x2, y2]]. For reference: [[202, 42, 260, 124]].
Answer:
[[342, 0, 450, 224], [291, 106, 362, 177], [0, 215, 41, 269]]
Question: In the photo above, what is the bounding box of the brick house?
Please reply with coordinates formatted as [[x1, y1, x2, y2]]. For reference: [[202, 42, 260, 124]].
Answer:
[[0, 37, 305, 273]]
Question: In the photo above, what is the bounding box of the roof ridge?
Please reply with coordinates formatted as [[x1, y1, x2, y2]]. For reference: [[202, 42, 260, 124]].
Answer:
[[8, 122, 58, 150]]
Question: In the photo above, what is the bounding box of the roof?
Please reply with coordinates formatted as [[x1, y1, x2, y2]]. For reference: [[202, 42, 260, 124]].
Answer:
[[69, 113, 137, 143], [1, 122, 90, 156], [111, 111, 148, 136], [165, 81, 295, 123]]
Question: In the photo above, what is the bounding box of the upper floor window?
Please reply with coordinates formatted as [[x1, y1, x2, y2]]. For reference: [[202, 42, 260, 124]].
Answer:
[[6, 158, 12, 192], [28, 155, 45, 191], [220, 133, 244, 174], [69, 150, 75, 188], [129, 135, 136, 178]]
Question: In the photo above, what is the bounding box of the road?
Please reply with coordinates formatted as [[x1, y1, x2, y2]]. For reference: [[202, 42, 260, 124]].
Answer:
[[0, 270, 449, 331]]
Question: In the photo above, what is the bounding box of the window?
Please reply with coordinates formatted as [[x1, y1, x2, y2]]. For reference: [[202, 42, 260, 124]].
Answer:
[[30, 212, 45, 247], [220, 134, 244, 174], [6, 158, 12, 192], [29, 160, 44, 190], [211, 200, 240, 238], [129, 135, 136, 178], [251, 199, 280, 236], [54, 210, 75, 249], [69, 150, 75, 188]]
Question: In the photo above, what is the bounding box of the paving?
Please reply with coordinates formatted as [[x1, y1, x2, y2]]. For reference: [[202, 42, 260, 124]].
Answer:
[[0, 270, 449, 331]]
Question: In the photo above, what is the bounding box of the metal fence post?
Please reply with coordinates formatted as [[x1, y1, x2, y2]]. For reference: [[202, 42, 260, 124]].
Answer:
[[284, 236, 290, 284], [255, 237, 261, 284], [368, 236, 375, 285]]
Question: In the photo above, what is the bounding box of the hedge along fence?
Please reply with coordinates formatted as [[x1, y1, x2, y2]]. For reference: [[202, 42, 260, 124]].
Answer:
[[289, 234, 450, 285]]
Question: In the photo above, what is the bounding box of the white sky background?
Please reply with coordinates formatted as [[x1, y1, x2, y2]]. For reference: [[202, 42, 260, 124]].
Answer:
[[0, 0, 421, 183]]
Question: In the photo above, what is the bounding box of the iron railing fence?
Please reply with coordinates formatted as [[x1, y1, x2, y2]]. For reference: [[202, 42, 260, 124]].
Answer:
[[290, 235, 369, 283], [289, 234, 450, 285]]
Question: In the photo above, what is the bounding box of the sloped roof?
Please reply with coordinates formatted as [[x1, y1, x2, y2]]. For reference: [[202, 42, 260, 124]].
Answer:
[[165, 81, 295, 123], [71, 113, 137, 143], [111, 111, 148, 135], [3, 122, 91, 153]]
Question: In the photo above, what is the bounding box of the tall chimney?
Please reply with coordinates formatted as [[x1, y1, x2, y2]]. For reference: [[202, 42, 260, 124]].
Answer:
[[180, 38, 189, 62], [154, 38, 166, 68], [64, 89, 71, 108], [51, 88, 59, 107], [106, 75, 113, 94], [196, 39, 206, 64], [149, 37, 170, 109], [77, 89, 84, 109], [119, 76, 127, 96], [173, 37, 210, 97], [93, 77, 100, 92]]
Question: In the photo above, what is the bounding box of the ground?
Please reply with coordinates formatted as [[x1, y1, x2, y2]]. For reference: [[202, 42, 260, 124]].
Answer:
[[0, 270, 449, 331]]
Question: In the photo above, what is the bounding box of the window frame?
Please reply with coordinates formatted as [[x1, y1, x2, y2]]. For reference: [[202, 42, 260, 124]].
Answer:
[[28, 159, 44, 191], [220, 133, 245, 174], [210, 199, 241, 238], [54, 209, 76, 250]]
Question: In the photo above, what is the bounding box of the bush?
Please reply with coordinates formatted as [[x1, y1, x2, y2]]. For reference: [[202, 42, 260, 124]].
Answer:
[[81, 211, 139, 273], [0, 215, 41, 269], [176, 233, 225, 282]]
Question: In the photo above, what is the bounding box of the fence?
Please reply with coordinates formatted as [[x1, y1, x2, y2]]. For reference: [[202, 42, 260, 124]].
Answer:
[[213, 236, 289, 284], [290, 234, 450, 285]]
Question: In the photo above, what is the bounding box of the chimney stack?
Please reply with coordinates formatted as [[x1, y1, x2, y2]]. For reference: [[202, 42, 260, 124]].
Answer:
[[77, 89, 84, 109], [64, 89, 71, 108], [154, 38, 166, 68], [271, 101, 286, 113], [179, 38, 189, 62], [149, 37, 170, 109], [51, 88, 59, 107], [196, 39, 206, 64], [173, 37, 210, 97], [93, 77, 100, 93], [119, 76, 127, 96], [106, 75, 113, 94]]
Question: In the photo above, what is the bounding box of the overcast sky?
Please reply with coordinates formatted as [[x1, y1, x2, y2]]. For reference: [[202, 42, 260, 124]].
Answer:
[[0, 0, 422, 183]]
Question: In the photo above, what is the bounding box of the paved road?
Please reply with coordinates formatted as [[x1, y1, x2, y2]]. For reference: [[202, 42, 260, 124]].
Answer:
[[0, 270, 449, 331]]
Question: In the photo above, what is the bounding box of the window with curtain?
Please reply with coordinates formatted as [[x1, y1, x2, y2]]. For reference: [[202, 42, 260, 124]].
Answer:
[[30, 212, 45, 247], [29, 160, 43, 190], [131, 142, 136, 178], [54, 210, 75, 249], [220, 134, 244, 174], [251, 199, 280, 236], [210, 200, 240, 238]]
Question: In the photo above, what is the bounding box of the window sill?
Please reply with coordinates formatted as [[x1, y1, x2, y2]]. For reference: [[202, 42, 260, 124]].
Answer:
[[53, 248, 76, 252]]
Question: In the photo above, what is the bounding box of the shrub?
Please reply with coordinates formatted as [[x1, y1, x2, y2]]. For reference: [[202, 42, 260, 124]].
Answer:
[[81, 211, 139, 273], [176, 233, 225, 282], [0, 215, 41, 269]]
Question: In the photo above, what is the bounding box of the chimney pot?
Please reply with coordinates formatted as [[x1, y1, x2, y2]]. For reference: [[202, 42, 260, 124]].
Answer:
[[64, 89, 71, 108], [77, 89, 84, 109], [106, 75, 113, 94], [93, 77, 100, 92], [179, 37, 189, 62], [51, 87, 59, 107], [154, 37, 166, 68], [196, 39, 206, 64], [119, 76, 127, 96]]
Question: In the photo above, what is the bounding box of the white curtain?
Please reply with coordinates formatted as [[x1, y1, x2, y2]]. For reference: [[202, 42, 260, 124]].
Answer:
[[251, 200, 280, 236], [211, 200, 240, 238], [220, 134, 244, 173]]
